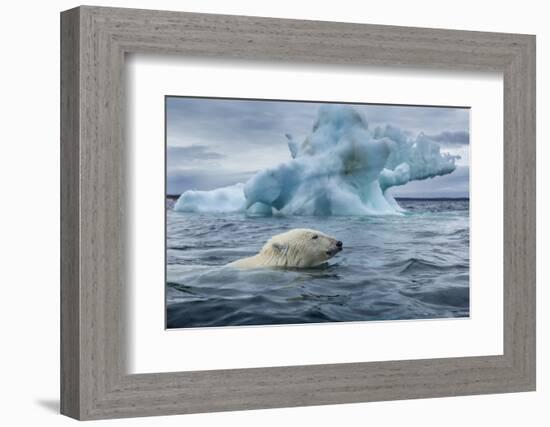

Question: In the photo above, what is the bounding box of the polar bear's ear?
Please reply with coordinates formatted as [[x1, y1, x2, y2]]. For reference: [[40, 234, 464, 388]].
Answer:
[[271, 242, 288, 254]]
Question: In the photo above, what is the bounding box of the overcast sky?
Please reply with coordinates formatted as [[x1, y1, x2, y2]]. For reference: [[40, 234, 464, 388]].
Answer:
[[166, 97, 470, 198]]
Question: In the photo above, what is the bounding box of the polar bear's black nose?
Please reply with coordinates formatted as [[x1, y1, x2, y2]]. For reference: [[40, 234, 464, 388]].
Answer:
[[336, 240, 343, 248]]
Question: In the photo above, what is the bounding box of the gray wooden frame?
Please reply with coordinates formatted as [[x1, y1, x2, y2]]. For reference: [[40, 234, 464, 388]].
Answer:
[[60, 5, 536, 420]]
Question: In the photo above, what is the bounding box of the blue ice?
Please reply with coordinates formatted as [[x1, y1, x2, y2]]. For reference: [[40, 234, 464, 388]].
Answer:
[[174, 105, 459, 216]]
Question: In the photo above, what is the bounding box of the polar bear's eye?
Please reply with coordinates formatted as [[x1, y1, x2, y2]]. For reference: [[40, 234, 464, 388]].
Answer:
[[311, 235, 318, 240]]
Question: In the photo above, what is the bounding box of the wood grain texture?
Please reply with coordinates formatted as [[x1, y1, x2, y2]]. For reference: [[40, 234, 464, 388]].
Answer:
[[60, 7, 80, 419], [60, 5, 536, 420]]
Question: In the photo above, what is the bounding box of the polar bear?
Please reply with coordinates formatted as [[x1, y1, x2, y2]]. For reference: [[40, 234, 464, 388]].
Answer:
[[228, 228, 343, 269]]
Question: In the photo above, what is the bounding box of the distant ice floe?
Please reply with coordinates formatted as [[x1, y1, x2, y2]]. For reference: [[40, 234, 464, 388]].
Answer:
[[174, 105, 459, 216]]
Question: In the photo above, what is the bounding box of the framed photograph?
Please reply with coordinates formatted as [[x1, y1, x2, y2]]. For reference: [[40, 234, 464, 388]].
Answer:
[[165, 97, 472, 329], [61, 6, 536, 420]]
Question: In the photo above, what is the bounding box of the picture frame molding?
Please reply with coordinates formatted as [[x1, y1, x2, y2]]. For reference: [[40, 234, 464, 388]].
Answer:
[[60, 5, 536, 420]]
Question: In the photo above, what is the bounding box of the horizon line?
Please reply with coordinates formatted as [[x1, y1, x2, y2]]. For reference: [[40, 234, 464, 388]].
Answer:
[[166, 194, 469, 201]]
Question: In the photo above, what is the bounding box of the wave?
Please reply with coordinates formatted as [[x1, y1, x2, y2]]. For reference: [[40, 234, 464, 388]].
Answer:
[[400, 286, 469, 308], [385, 257, 467, 273]]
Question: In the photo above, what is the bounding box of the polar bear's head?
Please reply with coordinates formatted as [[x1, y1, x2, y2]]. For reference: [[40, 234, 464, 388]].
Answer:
[[260, 228, 343, 268]]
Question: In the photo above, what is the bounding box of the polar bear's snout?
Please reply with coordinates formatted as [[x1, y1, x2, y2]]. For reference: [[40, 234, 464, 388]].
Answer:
[[327, 240, 343, 257]]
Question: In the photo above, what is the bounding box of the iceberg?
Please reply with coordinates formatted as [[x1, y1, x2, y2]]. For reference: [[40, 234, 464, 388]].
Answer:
[[174, 105, 460, 216], [174, 183, 246, 213]]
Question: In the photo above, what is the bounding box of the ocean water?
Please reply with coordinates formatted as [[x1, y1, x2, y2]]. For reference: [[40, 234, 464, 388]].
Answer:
[[166, 199, 469, 328]]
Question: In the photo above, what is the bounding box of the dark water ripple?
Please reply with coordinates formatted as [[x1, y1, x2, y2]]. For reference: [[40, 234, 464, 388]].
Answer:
[[166, 199, 470, 328]]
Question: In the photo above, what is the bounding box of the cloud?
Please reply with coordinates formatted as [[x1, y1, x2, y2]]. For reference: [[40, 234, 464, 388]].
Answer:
[[425, 130, 470, 145], [357, 105, 470, 137], [166, 97, 470, 198], [167, 169, 257, 195], [167, 145, 226, 171], [166, 97, 318, 152], [391, 166, 470, 198], [168, 145, 225, 162]]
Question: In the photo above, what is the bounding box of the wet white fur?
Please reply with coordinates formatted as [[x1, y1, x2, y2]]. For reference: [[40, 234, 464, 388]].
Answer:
[[228, 228, 340, 269]]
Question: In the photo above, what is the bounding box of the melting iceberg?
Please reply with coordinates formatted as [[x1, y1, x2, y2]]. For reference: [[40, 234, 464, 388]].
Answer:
[[174, 105, 460, 216], [175, 183, 246, 213]]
